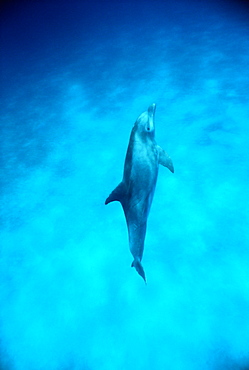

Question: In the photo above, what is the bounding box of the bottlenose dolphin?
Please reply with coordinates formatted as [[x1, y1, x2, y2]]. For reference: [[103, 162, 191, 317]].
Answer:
[[105, 104, 174, 282]]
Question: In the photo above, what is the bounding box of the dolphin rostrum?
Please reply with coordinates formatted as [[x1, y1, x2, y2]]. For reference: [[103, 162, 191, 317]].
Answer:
[[105, 104, 174, 282]]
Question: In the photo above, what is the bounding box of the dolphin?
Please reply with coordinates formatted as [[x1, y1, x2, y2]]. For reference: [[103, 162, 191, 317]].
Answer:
[[105, 104, 174, 282]]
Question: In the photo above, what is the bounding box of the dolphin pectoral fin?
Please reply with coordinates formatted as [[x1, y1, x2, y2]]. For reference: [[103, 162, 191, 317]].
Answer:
[[131, 258, 147, 283], [105, 182, 126, 205], [157, 145, 174, 173]]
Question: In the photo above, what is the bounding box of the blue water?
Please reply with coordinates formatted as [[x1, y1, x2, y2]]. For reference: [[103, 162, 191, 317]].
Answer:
[[1, 0, 249, 369]]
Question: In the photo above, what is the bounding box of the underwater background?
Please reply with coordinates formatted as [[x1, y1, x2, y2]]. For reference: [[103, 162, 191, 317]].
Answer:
[[1, 0, 249, 369]]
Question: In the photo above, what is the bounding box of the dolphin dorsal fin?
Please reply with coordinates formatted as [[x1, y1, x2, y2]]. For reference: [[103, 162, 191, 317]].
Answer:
[[105, 182, 126, 205], [157, 145, 174, 173]]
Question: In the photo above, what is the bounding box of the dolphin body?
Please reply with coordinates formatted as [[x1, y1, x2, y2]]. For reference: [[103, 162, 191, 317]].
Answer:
[[105, 104, 174, 282]]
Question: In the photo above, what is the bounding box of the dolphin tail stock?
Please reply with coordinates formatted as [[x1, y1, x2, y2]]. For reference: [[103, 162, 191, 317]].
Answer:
[[131, 258, 147, 283]]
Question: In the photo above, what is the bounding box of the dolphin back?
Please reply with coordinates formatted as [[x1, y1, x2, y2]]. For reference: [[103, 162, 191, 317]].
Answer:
[[131, 258, 146, 283]]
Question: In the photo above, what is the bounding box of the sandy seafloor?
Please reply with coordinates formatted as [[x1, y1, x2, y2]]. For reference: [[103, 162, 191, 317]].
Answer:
[[1, 0, 249, 369]]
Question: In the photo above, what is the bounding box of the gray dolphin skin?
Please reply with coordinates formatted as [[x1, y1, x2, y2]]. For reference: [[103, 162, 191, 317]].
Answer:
[[105, 104, 174, 282]]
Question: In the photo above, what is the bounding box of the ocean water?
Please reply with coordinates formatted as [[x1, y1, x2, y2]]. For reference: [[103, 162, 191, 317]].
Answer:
[[1, 0, 249, 369]]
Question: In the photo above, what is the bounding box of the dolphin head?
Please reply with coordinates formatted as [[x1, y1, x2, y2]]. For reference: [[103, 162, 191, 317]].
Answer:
[[135, 104, 156, 138]]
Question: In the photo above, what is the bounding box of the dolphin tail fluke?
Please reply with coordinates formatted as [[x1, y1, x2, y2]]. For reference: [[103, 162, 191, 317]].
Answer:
[[131, 258, 147, 283]]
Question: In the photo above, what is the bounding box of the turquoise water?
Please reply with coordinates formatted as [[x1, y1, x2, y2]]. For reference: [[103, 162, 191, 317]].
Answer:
[[1, 0, 249, 369]]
